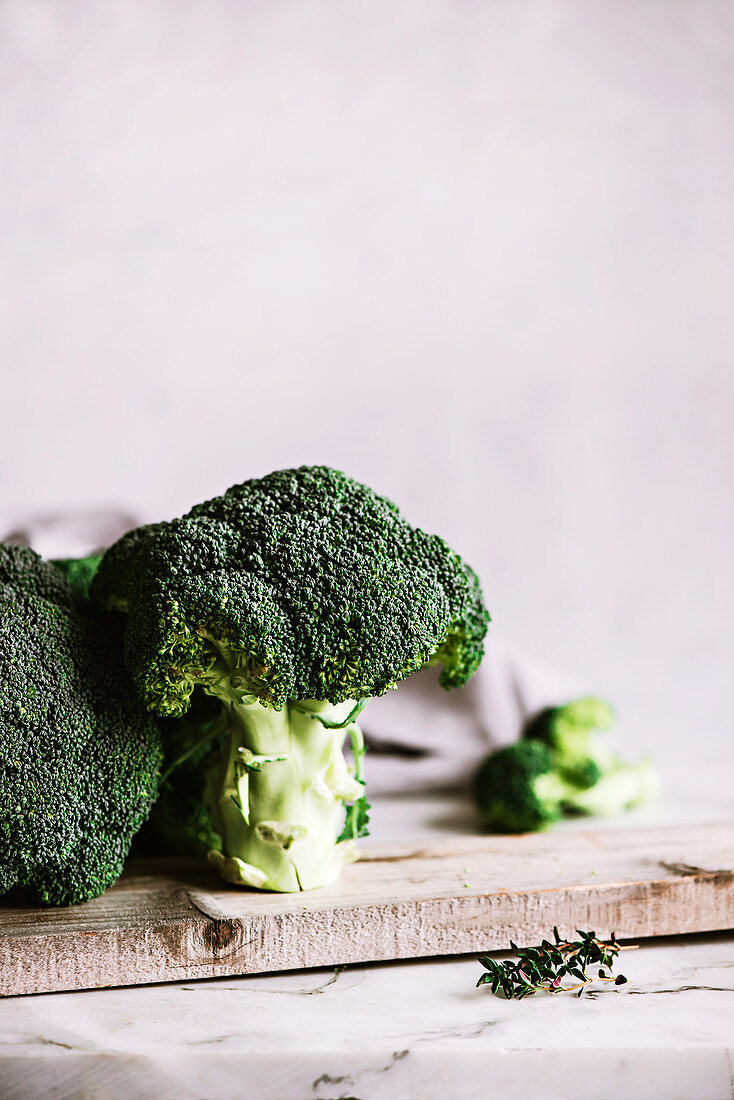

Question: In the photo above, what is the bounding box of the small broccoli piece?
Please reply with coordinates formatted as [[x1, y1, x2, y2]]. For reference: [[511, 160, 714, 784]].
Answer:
[[51, 552, 104, 600], [92, 465, 489, 891], [473, 740, 576, 832], [475, 696, 659, 833], [0, 544, 163, 906]]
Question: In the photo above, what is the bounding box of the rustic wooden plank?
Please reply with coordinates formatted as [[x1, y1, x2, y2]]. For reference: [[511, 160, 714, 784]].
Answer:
[[1, 823, 732, 996]]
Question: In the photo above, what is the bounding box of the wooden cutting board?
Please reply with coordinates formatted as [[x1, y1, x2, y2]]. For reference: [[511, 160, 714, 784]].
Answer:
[[1, 822, 732, 996]]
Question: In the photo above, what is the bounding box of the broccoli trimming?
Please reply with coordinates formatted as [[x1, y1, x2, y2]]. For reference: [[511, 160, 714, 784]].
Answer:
[[0, 544, 163, 906], [92, 465, 489, 892], [473, 696, 658, 833]]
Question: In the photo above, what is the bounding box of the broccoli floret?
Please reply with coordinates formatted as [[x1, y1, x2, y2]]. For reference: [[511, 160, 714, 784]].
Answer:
[[475, 696, 658, 833], [0, 544, 163, 906], [92, 465, 489, 891], [523, 696, 616, 788], [473, 740, 574, 832], [51, 552, 104, 600]]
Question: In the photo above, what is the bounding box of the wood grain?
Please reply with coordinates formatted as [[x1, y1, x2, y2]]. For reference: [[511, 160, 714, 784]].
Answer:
[[1, 823, 732, 996]]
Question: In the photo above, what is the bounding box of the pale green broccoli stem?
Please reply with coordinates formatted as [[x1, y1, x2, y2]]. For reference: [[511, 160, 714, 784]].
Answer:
[[552, 724, 618, 778], [337, 719, 369, 842], [563, 759, 659, 816], [348, 721, 366, 788], [203, 687, 366, 892], [533, 770, 578, 808]]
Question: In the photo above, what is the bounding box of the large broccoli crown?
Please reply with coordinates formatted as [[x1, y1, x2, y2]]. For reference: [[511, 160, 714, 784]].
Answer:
[[91, 466, 489, 715], [0, 545, 163, 906]]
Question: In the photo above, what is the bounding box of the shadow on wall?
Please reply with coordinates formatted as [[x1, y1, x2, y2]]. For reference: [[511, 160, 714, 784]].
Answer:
[[1, 509, 138, 560]]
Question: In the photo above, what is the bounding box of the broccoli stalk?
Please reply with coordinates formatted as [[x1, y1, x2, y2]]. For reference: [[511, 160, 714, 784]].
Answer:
[[563, 758, 659, 817], [206, 695, 365, 890]]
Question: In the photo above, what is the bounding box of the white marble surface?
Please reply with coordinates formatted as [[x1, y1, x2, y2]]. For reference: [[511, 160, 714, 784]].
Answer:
[[2, 790, 732, 1100], [2, 935, 733, 1100]]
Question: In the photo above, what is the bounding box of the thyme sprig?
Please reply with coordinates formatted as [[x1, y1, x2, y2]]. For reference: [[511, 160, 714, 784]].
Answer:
[[476, 927, 635, 999]]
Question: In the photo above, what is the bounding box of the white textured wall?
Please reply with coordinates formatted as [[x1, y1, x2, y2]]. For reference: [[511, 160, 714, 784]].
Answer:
[[1, 1, 733, 771]]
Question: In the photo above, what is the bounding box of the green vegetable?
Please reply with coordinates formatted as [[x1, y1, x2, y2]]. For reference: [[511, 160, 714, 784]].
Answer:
[[473, 740, 574, 832], [132, 691, 227, 858], [92, 465, 489, 892], [523, 697, 616, 788], [0, 544, 162, 906], [477, 927, 632, 999], [205, 697, 368, 890], [474, 696, 658, 833], [337, 714, 370, 843], [51, 552, 104, 600]]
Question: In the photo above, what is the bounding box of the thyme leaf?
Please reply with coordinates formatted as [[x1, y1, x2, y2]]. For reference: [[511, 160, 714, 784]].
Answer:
[[476, 928, 634, 999]]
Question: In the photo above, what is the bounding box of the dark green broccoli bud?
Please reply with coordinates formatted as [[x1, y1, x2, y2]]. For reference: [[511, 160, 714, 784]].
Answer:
[[523, 696, 616, 788], [0, 545, 163, 906], [473, 740, 573, 833], [92, 466, 489, 891], [51, 552, 104, 600]]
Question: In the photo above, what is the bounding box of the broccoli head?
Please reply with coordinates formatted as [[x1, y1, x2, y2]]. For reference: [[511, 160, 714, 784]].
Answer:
[[0, 544, 163, 906], [92, 465, 488, 714], [92, 466, 489, 891]]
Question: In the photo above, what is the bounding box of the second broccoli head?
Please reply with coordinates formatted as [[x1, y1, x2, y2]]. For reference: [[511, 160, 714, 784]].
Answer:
[[93, 466, 489, 891], [0, 544, 162, 906]]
